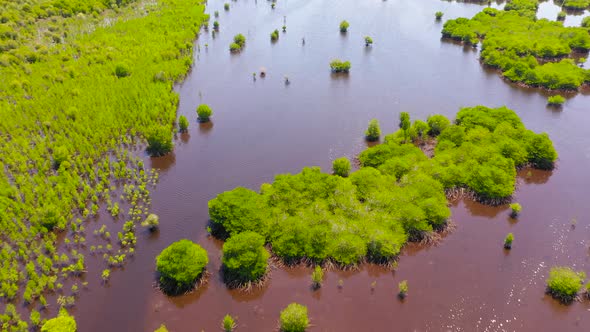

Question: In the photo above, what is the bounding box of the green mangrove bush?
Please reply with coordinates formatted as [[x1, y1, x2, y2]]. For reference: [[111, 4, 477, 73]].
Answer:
[[41, 308, 76, 332], [332, 157, 351, 177], [547, 95, 565, 106], [330, 59, 351, 73], [546, 266, 586, 303], [221, 231, 270, 286], [365, 119, 381, 142], [156, 240, 209, 295], [222, 314, 236, 332], [197, 104, 213, 122], [339, 20, 350, 32], [179, 115, 189, 132], [271, 29, 279, 41], [504, 233, 514, 249], [509, 203, 522, 217], [279, 303, 309, 332], [398, 280, 408, 299]]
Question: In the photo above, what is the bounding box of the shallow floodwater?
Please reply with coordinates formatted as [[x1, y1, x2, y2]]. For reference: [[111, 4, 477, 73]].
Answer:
[[73, 0, 590, 331]]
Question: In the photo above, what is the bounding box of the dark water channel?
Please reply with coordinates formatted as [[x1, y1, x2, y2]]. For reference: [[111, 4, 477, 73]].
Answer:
[[74, 0, 590, 330]]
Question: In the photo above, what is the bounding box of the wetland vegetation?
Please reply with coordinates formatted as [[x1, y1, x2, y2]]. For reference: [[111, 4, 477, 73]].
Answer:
[[208, 106, 557, 271], [2, 0, 590, 330], [443, 2, 590, 90], [0, 0, 206, 327]]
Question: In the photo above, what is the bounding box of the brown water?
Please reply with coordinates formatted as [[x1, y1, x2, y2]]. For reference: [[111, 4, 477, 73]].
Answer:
[[72, 0, 590, 331]]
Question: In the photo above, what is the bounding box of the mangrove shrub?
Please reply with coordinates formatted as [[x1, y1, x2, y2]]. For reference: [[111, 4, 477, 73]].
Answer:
[[197, 104, 213, 122], [156, 240, 208, 294], [146, 127, 174, 157], [41, 308, 76, 332], [339, 20, 349, 32], [280, 303, 309, 332], [178, 115, 189, 132], [332, 157, 351, 177], [504, 233, 514, 249], [547, 95, 565, 106], [222, 231, 270, 285], [222, 315, 236, 332], [546, 266, 586, 303], [330, 59, 351, 73], [365, 119, 381, 142]]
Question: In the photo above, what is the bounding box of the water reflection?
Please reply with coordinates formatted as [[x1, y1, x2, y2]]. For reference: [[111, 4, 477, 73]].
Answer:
[[179, 132, 190, 143], [149, 152, 176, 171], [198, 121, 214, 136]]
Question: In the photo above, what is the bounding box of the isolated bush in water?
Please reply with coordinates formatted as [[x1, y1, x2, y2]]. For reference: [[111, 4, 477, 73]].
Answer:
[[178, 115, 189, 132], [365, 119, 381, 141], [398, 280, 408, 299], [509, 203, 521, 217], [546, 266, 586, 303], [332, 157, 351, 177], [141, 213, 159, 231], [41, 308, 76, 332], [222, 231, 270, 285], [229, 43, 241, 52], [280, 303, 309, 332], [222, 314, 237, 332], [503, 233, 514, 249], [197, 104, 213, 122], [330, 59, 351, 73], [234, 34, 246, 47], [339, 20, 349, 32], [156, 239, 208, 294], [154, 325, 169, 332], [311, 266, 324, 289], [271, 29, 279, 41], [547, 95, 565, 106], [146, 126, 174, 157]]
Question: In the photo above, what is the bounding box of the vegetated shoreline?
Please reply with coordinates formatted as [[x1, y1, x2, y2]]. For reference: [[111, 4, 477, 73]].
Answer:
[[0, 0, 208, 327], [441, 3, 590, 92], [438, 37, 590, 92]]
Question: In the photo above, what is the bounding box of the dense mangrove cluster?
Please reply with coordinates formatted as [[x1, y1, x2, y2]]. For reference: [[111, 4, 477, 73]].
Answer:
[[442, 1, 590, 90], [208, 106, 557, 273], [0, 0, 207, 327]]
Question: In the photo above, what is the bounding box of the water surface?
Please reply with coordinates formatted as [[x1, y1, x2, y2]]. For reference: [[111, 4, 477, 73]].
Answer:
[[73, 0, 590, 330]]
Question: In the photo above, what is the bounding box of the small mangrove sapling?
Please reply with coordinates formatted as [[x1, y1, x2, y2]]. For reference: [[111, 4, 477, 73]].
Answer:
[[398, 280, 408, 299], [311, 266, 324, 289], [509, 203, 522, 218], [222, 314, 237, 332], [504, 233, 514, 249], [339, 20, 349, 32], [365, 119, 381, 142]]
